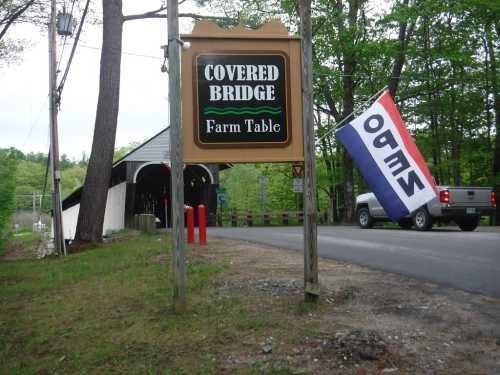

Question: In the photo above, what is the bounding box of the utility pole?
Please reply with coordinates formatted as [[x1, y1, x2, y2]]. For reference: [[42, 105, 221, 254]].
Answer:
[[32, 192, 36, 232], [299, 0, 319, 302], [49, 0, 66, 256], [168, 0, 187, 312]]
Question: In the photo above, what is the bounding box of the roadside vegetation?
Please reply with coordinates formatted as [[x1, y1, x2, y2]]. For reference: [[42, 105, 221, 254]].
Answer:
[[0, 150, 17, 254], [0, 233, 322, 374], [3, 232, 500, 374]]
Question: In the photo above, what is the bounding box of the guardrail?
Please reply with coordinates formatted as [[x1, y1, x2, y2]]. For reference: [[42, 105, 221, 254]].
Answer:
[[207, 211, 331, 227]]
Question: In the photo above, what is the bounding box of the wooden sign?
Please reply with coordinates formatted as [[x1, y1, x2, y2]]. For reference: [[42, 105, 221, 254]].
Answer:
[[181, 21, 304, 163], [195, 53, 290, 147]]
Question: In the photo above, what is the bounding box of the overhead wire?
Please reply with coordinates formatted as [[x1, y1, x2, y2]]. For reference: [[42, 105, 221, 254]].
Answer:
[[57, 0, 90, 101], [79, 44, 164, 60], [20, 95, 49, 151]]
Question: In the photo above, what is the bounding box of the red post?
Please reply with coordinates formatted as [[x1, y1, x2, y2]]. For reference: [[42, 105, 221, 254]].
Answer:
[[186, 206, 194, 244], [198, 204, 206, 246]]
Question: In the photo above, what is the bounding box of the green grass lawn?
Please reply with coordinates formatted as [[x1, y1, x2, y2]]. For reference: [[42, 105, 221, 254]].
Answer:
[[0, 233, 319, 374]]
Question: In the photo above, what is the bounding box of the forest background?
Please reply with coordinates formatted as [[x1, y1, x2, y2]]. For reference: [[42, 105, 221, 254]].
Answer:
[[0, 0, 498, 248]]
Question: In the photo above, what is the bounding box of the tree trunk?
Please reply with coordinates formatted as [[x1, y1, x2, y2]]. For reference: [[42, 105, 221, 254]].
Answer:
[[340, 0, 359, 224], [74, 0, 123, 243], [486, 23, 500, 224], [388, 0, 414, 98]]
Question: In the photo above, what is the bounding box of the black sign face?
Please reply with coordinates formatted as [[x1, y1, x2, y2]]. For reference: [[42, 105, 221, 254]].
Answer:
[[194, 53, 290, 147]]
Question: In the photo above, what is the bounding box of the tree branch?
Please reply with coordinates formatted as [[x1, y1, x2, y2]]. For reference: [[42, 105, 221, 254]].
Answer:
[[0, 0, 35, 41], [122, 5, 167, 22], [124, 10, 233, 23]]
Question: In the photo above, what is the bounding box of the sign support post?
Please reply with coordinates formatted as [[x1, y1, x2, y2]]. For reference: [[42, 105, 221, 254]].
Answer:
[[168, 0, 187, 312], [299, 0, 319, 302]]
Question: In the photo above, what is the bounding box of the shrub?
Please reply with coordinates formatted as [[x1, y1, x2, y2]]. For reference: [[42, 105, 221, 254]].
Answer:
[[0, 151, 18, 252]]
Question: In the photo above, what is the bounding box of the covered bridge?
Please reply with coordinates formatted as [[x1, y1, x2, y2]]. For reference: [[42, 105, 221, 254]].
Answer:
[[61, 127, 226, 239]]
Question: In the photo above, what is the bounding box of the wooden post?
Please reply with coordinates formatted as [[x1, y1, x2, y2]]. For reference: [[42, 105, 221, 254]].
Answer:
[[299, 0, 319, 302], [168, 0, 187, 312], [49, 0, 66, 256]]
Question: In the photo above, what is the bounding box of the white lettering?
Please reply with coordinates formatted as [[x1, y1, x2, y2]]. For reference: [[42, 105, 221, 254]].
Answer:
[[222, 85, 235, 101], [209, 86, 222, 101], [267, 65, 279, 81], [258, 65, 267, 80], [206, 119, 241, 133], [213, 65, 225, 81], [245, 118, 281, 133], [206, 119, 215, 133], [208, 85, 277, 101], [247, 65, 258, 81], [204, 64, 280, 82], [204, 65, 214, 81], [226, 65, 237, 81]]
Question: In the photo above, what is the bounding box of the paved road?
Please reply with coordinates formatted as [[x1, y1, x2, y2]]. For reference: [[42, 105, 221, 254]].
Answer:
[[208, 226, 500, 298]]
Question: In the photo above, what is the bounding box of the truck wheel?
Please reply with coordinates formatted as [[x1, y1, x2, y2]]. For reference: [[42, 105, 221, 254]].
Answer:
[[357, 207, 374, 229], [398, 219, 413, 229], [413, 207, 433, 231], [455, 216, 480, 231]]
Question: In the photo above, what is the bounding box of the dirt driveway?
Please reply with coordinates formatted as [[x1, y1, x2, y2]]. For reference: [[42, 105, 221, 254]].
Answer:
[[207, 237, 500, 374]]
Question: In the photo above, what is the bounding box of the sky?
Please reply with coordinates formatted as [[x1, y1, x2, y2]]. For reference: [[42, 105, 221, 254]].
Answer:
[[0, 1, 201, 160]]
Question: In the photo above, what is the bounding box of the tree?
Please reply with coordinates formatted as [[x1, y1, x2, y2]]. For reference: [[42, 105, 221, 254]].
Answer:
[[74, 0, 123, 243], [0, 150, 18, 251], [0, 0, 46, 62], [74, 2, 233, 244]]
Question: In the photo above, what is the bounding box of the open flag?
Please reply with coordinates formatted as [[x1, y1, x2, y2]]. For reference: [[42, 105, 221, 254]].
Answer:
[[336, 90, 437, 221]]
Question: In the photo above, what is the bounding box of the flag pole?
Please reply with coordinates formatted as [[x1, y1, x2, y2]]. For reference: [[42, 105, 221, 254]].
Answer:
[[318, 85, 388, 142]]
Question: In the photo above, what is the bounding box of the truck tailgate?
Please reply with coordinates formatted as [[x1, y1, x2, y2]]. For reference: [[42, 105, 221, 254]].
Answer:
[[448, 187, 491, 206]]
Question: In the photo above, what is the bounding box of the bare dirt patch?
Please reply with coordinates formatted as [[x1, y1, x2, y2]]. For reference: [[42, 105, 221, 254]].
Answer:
[[205, 237, 500, 374]]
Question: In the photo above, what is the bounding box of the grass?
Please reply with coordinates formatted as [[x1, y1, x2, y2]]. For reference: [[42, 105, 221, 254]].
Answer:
[[0, 233, 322, 374], [0, 230, 42, 258]]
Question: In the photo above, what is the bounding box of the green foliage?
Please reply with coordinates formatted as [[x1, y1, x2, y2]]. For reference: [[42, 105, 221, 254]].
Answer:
[[0, 150, 18, 251], [113, 141, 142, 162], [221, 163, 302, 213], [221, 164, 261, 212], [0, 0, 47, 64], [0, 148, 87, 212]]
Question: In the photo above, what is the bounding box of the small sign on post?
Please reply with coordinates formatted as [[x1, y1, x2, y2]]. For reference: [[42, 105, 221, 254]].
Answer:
[[292, 164, 303, 178], [293, 178, 303, 193], [217, 193, 225, 204]]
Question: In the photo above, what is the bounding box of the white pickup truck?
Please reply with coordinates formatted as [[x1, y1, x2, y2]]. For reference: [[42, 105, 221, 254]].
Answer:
[[355, 187, 496, 231]]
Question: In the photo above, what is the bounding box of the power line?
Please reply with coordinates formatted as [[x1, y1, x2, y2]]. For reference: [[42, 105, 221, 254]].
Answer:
[[57, 0, 90, 100], [80, 44, 163, 60], [21, 95, 49, 151]]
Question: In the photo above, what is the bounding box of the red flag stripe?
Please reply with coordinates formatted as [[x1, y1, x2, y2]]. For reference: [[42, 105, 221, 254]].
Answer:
[[377, 91, 437, 193]]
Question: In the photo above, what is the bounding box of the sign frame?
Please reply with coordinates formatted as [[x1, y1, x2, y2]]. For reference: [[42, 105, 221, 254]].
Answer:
[[181, 20, 304, 163]]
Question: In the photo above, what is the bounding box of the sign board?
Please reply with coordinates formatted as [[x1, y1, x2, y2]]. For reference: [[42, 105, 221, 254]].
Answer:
[[217, 193, 225, 204], [293, 178, 303, 193], [181, 21, 304, 163], [195, 53, 290, 147], [292, 164, 303, 178]]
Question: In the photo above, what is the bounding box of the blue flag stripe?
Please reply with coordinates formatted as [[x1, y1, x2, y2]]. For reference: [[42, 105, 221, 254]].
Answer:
[[337, 124, 409, 221]]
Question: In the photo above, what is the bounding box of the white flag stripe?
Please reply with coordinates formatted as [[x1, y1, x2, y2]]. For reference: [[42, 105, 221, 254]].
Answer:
[[349, 101, 436, 213]]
